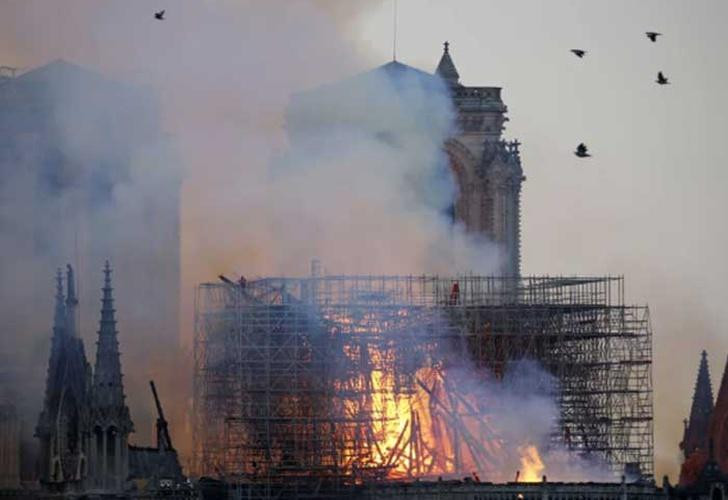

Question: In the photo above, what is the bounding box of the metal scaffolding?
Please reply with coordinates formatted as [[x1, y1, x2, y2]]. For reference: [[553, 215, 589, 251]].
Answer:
[[192, 275, 652, 497]]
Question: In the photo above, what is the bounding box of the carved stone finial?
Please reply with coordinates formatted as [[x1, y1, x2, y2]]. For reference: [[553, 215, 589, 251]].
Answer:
[[104, 260, 112, 289], [436, 41, 459, 83]]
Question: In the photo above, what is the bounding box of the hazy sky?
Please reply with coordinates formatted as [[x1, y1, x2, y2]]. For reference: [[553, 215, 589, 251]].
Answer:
[[2, 0, 727, 481], [351, 0, 728, 479]]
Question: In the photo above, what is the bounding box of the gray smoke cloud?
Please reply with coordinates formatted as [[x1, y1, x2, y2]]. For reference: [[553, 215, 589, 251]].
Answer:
[[0, 58, 181, 462], [0, 0, 389, 464], [485, 360, 614, 482], [417, 328, 615, 482], [219, 62, 502, 277], [0, 0, 499, 469], [0, 1, 604, 483]]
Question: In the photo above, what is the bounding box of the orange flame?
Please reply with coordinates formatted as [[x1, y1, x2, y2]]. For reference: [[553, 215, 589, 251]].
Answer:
[[331, 309, 545, 482], [518, 445, 545, 482], [368, 359, 505, 480]]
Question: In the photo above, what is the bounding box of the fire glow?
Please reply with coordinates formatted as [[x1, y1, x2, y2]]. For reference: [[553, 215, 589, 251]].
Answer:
[[363, 342, 548, 482], [518, 445, 545, 482]]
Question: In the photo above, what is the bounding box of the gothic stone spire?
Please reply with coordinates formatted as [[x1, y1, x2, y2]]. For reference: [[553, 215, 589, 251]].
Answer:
[[92, 261, 133, 429], [89, 261, 133, 491], [681, 350, 714, 459], [43, 270, 66, 406], [36, 267, 93, 488], [39, 270, 66, 426], [436, 40, 460, 85]]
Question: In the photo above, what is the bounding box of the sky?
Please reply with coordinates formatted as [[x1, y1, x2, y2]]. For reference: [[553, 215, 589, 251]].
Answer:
[[2, 0, 728, 481]]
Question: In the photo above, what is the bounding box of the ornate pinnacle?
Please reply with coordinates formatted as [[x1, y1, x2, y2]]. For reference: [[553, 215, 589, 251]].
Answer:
[[104, 260, 112, 289], [66, 264, 77, 306], [53, 268, 65, 330], [55, 268, 63, 298], [65, 264, 79, 337], [99, 261, 116, 328], [436, 40, 459, 84], [92, 259, 132, 433]]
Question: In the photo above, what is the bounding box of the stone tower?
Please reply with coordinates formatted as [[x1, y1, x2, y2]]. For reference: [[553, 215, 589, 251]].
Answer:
[[35, 266, 92, 492], [438, 42, 525, 276], [285, 43, 525, 276], [89, 261, 133, 491]]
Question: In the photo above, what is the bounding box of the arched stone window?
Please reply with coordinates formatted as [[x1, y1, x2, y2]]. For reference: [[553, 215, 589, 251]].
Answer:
[[94, 425, 103, 470], [444, 139, 476, 229], [107, 426, 118, 473], [52, 460, 61, 482]]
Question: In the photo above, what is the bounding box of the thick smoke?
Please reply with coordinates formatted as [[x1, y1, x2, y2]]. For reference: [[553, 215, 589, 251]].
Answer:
[[405, 315, 615, 482], [0, 59, 181, 459], [215, 63, 502, 277], [0, 0, 597, 482], [0, 0, 386, 465], [467, 360, 614, 482]]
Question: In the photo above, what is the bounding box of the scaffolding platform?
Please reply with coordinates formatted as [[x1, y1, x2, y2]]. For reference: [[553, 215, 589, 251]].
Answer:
[[192, 275, 652, 494]]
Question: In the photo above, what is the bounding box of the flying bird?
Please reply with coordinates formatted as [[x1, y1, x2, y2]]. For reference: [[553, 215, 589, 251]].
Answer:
[[656, 71, 670, 85], [570, 49, 587, 58], [574, 143, 591, 158], [154, 10, 165, 20], [645, 31, 661, 42]]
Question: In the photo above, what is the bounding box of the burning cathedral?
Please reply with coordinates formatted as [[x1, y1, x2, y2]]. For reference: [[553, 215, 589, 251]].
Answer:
[[3, 40, 725, 500], [192, 45, 658, 499]]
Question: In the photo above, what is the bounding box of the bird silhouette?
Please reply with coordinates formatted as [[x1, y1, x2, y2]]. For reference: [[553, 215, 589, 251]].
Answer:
[[574, 143, 591, 158], [570, 49, 586, 58], [646, 31, 661, 42], [154, 10, 165, 20], [656, 71, 670, 85]]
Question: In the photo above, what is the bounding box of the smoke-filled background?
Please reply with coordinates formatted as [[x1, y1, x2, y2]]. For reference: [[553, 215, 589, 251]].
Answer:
[[478, 360, 614, 482], [0, 0, 498, 475], [1, 0, 727, 481]]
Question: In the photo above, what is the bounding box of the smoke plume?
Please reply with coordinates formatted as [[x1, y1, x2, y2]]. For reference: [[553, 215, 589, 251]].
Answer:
[[0, 1, 601, 484], [0, 0, 499, 470]]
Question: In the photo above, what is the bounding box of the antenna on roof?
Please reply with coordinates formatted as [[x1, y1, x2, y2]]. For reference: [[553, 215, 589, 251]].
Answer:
[[392, 0, 398, 61]]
